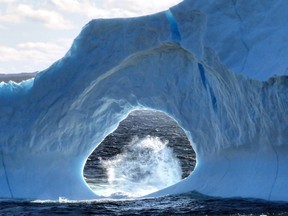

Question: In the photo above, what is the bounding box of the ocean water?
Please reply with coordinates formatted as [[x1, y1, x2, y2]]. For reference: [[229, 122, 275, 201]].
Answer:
[[1, 110, 288, 215], [2, 193, 288, 215]]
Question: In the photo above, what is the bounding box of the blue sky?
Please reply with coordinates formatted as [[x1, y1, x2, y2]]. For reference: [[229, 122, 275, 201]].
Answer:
[[0, 0, 182, 74]]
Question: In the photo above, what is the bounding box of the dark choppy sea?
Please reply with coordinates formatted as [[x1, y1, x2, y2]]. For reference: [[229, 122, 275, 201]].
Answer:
[[1, 110, 288, 215], [2, 193, 288, 215]]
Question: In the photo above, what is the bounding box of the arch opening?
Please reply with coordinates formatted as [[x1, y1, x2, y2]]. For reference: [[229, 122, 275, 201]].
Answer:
[[84, 109, 196, 198]]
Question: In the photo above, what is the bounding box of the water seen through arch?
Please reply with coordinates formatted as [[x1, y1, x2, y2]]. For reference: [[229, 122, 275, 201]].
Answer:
[[84, 110, 196, 197]]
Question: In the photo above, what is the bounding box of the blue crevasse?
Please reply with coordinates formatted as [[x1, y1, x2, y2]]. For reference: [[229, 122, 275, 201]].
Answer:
[[166, 10, 181, 42], [198, 63, 217, 112], [198, 63, 207, 89]]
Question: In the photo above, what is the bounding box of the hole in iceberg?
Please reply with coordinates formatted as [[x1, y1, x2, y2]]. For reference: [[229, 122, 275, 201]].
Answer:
[[84, 110, 196, 198]]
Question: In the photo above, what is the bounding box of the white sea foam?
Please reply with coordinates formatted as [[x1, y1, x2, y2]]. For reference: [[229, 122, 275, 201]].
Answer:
[[91, 136, 182, 198]]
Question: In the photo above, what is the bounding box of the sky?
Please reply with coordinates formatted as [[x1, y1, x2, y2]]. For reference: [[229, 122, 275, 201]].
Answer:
[[0, 0, 182, 74]]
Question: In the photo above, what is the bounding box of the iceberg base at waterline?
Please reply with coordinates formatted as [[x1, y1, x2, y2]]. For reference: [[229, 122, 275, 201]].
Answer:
[[0, 152, 97, 200], [151, 146, 288, 201], [0, 0, 287, 201]]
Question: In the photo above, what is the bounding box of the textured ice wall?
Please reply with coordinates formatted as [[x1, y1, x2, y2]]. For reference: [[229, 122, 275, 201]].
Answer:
[[177, 0, 288, 80], [0, 0, 287, 200]]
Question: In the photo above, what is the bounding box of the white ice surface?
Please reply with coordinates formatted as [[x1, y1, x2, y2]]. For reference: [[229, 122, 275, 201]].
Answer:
[[0, 0, 287, 201]]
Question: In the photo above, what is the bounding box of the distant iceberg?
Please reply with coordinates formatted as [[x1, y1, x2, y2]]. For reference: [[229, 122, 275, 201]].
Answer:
[[0, 0, 287, 201]]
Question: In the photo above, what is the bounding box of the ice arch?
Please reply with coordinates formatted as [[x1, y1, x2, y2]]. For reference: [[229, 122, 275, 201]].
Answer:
[[0, 0, 288, 201]]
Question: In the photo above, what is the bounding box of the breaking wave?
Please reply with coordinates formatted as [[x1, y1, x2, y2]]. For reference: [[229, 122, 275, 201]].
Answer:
[[91, 136, 182, 198]]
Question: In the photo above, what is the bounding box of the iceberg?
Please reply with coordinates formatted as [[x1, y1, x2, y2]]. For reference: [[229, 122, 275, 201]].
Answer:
[[0, 0, 287, 201]]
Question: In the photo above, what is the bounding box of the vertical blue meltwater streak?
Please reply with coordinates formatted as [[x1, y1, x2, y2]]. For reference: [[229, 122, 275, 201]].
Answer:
[[165, 10, 181, 43], [198, 63, 207, 90], [198, 63, 217, 112]]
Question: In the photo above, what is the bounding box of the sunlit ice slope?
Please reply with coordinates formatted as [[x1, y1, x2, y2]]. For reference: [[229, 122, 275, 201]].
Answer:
[[0, 0, 287, 201]]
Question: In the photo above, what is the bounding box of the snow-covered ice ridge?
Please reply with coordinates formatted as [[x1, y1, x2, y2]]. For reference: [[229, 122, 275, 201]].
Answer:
[[0, 0, 287, 201]]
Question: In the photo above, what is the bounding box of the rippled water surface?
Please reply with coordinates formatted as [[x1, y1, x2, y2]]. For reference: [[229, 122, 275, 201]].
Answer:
[[1, 193, 288, 215]]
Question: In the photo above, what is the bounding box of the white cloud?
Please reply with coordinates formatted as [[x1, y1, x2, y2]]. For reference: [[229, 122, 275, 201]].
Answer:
[[51, 0, 83, 13], [104, 0, 182, 13], [0, 2, 75, 29], [0, 24, 7, 29], [0, 0, 183, 73], [15, 4, 75, 29], [0, 0, 15, 3], [0, 9, 21, 23], [0, 46, 19, 61], [51, 0, 115, 18], [0, 40, 72, 72], [51, 0, 182, 18], [0, 0, 183, 28], [100, 0, 183, 17], [0, 42, 65, 61], [17, 42, 65, 52]]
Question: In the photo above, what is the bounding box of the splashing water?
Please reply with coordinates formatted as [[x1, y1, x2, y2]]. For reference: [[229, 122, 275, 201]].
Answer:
[[93, 136, 182, 198]]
